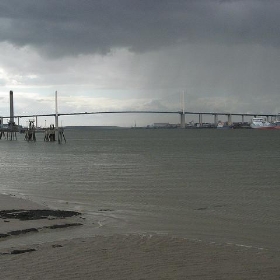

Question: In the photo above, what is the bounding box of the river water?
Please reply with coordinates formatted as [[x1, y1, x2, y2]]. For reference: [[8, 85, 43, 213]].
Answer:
[[0, 128, 279, 250]]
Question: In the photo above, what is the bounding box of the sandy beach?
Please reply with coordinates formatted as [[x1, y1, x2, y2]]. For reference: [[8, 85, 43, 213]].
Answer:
[[1, 194, 280, 280]]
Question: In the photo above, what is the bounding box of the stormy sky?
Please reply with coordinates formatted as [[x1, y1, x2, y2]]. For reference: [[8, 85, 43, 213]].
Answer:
[[0, 0, 280, 126]]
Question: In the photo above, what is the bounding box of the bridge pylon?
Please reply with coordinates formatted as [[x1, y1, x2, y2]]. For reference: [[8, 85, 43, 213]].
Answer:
[[180, 112, 185, 128]]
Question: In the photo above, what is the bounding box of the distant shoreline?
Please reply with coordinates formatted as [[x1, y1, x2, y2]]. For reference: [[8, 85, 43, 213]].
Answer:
[[64, 125, 125, 130]]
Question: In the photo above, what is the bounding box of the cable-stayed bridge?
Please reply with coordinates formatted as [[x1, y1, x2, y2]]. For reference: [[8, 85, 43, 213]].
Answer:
[[1, 91, 279, 128], [2, 110, 279, 129], [6, 110, 278, 118]]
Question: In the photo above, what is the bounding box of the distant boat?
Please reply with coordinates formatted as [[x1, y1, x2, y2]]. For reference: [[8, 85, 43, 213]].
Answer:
[[217, 122, 233, 129], [250, 117, 275, 129]]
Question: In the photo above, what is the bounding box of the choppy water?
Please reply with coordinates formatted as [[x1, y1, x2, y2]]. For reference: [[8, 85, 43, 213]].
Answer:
[[1, 128, 279, 250]]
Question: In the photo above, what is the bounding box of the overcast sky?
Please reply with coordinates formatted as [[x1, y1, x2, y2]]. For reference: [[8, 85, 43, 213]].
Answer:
[[0, 0, 280, 126]]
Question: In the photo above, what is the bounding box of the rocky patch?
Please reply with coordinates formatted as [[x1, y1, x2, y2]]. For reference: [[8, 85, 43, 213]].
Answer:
[[0, 209, 81, 221]]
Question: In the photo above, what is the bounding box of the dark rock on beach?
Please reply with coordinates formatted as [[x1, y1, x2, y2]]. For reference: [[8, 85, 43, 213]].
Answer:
[[0, 207, 84, 242], [52, 244, 63, 248], [10, 249, 36, 255], [45, 223, 83, 229], [0, 223, 83, 240], [0, 209, 81, 221], [0, 233, 9, 239], [98, 209, 113, 212], [8, 228, 39, 236]]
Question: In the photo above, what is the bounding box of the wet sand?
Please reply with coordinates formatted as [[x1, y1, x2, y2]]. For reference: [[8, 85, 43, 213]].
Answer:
[[1, 194, 280, 279]]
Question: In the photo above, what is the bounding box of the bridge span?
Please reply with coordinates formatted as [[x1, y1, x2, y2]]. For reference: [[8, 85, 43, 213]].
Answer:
[[1, 91, 279, 128], [2, 110, 279, 128]]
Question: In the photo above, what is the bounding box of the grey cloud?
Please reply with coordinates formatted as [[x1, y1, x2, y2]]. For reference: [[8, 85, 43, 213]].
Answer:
[[0, 78, 6, 86], [0, 0, 280, 58]]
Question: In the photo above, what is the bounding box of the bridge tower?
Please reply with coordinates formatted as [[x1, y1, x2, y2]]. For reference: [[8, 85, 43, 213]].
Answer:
[[180, 90, 186, 128], [180, 113, 186, 128], [199, 114, 203, 126], [227, 114, 232, 125], [214, 114, 218, 126]]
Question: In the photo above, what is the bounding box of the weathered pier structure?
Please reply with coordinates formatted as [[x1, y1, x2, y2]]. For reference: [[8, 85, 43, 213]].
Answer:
[[0, 91, 66, 143], [24, 120, 36, 142]]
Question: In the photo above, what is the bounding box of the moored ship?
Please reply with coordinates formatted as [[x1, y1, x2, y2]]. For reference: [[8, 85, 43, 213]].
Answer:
[[273, 120, 280, 129], [250, 117, 275, 129]]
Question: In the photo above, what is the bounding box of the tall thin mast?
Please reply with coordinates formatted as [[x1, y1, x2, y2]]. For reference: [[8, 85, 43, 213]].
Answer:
[[181, 90, 186, 114], [55, 91, 58, 129]]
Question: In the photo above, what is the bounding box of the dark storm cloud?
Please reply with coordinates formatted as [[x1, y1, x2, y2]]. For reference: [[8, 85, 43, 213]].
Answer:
[[0, 0, 279, 57]]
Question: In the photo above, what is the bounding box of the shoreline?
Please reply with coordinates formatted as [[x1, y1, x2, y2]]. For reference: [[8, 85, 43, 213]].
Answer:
[[1, 193, 280, 279]]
